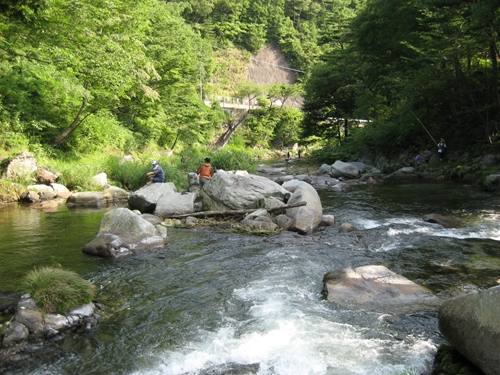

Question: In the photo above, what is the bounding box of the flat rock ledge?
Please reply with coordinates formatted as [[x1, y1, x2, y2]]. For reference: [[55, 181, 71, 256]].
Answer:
[[322, 265, 440, 313], [0, 296, 102, 363]]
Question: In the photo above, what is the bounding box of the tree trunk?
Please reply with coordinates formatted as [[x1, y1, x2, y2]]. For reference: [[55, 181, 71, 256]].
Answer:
[[53, 96, 88, 147], [166, 201, 307, 219], [214, 110, 249, 149]]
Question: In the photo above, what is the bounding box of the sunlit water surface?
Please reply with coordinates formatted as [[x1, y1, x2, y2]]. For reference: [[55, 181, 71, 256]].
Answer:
[[1, 179, 499, 375]]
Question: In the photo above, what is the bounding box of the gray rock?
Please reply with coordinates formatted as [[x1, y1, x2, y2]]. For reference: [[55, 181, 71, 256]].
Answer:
[[484, 174, 500, 191], [339, 223, 358, 233], [44, 313, 70, 331], [316, 164, 332, 176], [155, 192, 198, 218], [140, 213, 163, 225], [17, 298, 37, 310], [258, 167, 287, 174], [66, 186, 129, 207], [6, 151, 38, 180], [51, 183, 71, 199], [92, 172, 108, 188], [200, 170, 289, 211], [19, 190, 40, 203], [128, 183, 177, 213], [329, 182, 352, 192], [271, 175, 295, 184], [68, 303, 95, 317], [320, 215, 335, 227], [323, 265, 440, 311], [330, 160, 359, 179], [294, 174, 312, 183], [347, 161, 367, 172], [423, 213, 464, 228], [285, 181, 323, 234], [310, 175, 340, 187], [275, 214, 293, 230], [185, 216, 198, 227], [240, 215, 278, 231], [15, 308, 44, 336], [35, 166, 60, 185], [2, 321, 29, 346], [282, 179, 302, 192], [481, 154, 497, 168], [82, 207, 168, 258], [438, 285, 500, 375], [188, 172, 201, 193]]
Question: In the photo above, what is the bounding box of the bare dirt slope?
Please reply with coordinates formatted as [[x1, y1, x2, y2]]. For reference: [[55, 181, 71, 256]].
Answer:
[[247, 42, 298, 85], [247, 43, 303, 108]]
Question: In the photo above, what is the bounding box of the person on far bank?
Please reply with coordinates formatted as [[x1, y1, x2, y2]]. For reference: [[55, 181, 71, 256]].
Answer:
[[423, 148, 432, 163], [147, 161, 165, 183], [437, 139, 447, 161], [414, 153, 421, 167], [197, 157, 214, 187]]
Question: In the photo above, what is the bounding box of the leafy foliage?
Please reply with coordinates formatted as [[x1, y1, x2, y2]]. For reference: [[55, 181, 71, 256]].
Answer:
[[302, 0, 500, 157]]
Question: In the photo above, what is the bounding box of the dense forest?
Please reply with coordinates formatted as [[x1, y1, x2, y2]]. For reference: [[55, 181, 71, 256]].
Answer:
[[0, 0, 499, 164]]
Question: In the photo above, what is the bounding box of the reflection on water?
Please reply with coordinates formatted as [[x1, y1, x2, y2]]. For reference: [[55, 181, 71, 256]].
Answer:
[[1, 180, 500, 375]]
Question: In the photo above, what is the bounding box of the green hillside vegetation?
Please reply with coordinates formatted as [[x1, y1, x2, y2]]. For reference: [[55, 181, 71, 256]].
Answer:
[[0, 0, 499, 190]]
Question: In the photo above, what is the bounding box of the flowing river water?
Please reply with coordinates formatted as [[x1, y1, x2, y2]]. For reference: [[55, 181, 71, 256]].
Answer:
[[1, 176, 500, 375]]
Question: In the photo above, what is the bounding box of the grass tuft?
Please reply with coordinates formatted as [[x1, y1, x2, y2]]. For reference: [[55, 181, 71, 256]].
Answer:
[[22, 267, 96, 313]]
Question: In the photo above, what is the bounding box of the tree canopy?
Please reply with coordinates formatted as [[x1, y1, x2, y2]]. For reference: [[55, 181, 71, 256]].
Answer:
[[302, 0, 500, 155]]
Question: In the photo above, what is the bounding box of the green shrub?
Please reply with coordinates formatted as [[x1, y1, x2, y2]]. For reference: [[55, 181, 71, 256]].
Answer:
[[22, 267, 96, 313], [212, 149, 257, 173]]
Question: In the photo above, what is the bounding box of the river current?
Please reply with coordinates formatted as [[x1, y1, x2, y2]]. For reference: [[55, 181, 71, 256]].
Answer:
[[1, 178, 499, 375]]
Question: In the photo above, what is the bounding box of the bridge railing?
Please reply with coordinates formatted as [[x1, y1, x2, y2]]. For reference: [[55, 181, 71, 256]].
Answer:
[[203, 95, 259, 110]]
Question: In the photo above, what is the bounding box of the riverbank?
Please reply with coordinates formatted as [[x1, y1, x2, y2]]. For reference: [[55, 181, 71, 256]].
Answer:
[[1, 148, 499, 205]]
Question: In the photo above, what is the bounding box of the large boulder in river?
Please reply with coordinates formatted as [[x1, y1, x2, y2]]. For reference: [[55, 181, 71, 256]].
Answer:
[[322, 265, 440, 312], [128, 183, 177, 213], [200, 170, 289, 211], [330, 160, 359, 179], [82, 207, 168, 258], [66, 186, 129, 207], [155, 191, 199, 218], [438, 286, 500, 375], [285, 181, 322, 234]]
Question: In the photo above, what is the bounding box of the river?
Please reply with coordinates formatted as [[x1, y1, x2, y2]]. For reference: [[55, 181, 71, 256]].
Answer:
[[1, 178, 499, 375]]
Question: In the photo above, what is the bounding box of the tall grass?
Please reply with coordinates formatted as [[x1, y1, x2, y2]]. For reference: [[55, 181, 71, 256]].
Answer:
[[212, 149, 257, 173], [23, 267, 96, 313]]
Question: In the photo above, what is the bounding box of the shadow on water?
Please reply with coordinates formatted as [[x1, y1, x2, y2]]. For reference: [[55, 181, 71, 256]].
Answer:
[[1, 179, 499, 374]]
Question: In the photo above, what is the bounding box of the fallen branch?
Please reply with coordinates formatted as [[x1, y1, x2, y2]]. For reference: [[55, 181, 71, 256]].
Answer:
[[166, 201, 307, 218]]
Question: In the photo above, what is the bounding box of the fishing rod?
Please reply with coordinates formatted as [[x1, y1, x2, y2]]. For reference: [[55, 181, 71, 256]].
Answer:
[[409, 108, 438, 146]]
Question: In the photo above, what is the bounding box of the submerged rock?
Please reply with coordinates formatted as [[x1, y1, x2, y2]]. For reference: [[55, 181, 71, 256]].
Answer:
[[423, 213, 464, 228], [322, 265, 440, 312]]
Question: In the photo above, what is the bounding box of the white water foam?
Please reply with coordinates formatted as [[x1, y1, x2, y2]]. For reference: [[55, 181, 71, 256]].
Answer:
[[134, 278, 436, 375]]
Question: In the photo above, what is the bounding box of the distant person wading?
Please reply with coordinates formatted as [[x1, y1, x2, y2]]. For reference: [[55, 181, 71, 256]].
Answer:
[[197, 157, 214, 187]]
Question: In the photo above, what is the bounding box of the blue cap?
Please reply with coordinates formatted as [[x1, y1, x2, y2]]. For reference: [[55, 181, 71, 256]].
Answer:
[[152, 161, 158, 165]]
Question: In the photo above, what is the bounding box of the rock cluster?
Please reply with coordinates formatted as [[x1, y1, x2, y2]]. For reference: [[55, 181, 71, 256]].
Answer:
[[1, 296, 102, 362]]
